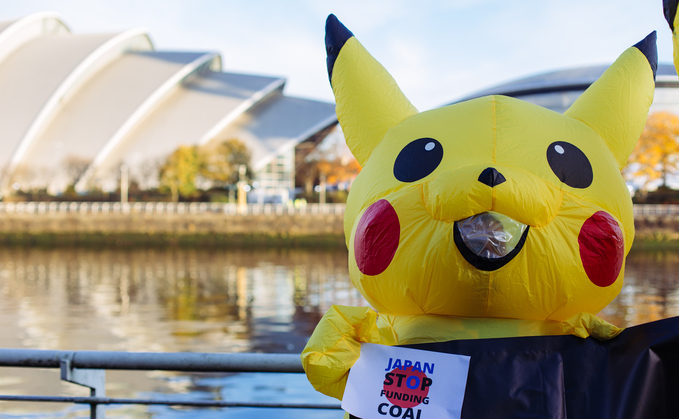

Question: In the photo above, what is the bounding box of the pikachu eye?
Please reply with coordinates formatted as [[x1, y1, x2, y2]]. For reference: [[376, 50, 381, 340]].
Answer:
[[546, 141, 593, 188], [393, 138, 443, 182]]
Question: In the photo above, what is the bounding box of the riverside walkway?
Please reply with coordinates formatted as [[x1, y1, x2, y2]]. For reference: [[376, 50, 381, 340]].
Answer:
[[0, 202, 347, 246]]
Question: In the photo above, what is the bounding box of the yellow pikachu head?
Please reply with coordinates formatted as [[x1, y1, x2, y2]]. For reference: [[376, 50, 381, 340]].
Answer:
[[326, 15, 656, 321]]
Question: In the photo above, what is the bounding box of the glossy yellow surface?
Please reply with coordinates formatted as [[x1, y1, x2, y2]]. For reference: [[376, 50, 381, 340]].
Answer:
[[673, 9, 679, 72]]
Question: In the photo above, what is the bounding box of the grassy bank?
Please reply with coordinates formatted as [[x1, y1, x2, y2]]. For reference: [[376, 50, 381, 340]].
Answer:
[[0, 232, 677, 251], [0, 232, 346, 248], [629, 238, 679, 251]]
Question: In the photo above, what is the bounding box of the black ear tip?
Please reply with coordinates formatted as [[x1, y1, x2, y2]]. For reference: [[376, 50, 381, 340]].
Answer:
[[634, 31, 658, 80], [325, 14, 354, 84], [326, 14, 339, 27], [325, 14, 353, 55], [664, 0, 679, 31], [325, 14, 337, 30]]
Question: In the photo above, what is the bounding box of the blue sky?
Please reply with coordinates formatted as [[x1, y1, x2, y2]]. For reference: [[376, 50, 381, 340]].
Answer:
[[0, 0, 674, 111]]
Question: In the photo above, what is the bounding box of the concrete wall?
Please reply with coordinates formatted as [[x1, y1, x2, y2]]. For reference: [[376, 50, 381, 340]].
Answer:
[[634, 215, 679, 242], [0, 211, 346, 247]]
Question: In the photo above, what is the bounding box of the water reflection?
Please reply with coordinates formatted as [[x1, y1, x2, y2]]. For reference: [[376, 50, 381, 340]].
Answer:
[[0, 247, 363, 417], [599, 250, 679, 327], [0, 247, 676, 417], [0, 247, 365, 354]]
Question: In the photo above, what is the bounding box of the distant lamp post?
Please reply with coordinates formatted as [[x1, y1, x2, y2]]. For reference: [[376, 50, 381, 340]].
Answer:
[[120, 164, 129, 204], [319, 173, 326, 205], [237, 164, 247, 209]]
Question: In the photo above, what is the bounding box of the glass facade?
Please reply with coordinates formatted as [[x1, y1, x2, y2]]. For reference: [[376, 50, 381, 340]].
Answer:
[[250, 148, 295, 204]]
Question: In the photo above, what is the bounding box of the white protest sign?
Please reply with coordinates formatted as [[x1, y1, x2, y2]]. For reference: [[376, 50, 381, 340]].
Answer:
[[342, 343, 470, 419]]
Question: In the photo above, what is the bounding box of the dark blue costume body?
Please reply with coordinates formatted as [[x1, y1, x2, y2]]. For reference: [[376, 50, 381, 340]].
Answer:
[[406, 316, 679, 419]]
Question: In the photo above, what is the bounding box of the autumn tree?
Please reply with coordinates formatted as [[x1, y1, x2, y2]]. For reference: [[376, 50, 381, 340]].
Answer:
[[158, 140, 253, 202], [158, 145, 203, 202], [201, 139, 252, 186], [315, 157, 361, 184], [296, 130, 361, 198], [626, 111, 679, 190]]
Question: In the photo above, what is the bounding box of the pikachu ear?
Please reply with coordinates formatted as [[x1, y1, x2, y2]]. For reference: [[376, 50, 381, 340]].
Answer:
[[326, 14, 418, 166], [664, 0, 679, 75], [564, 32, 657, 169]]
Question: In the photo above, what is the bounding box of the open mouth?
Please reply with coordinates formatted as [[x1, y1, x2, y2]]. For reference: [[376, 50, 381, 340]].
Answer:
[[453, 211, 529, 271]]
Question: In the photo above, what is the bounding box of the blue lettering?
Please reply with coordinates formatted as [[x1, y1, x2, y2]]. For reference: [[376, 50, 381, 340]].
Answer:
[[423, 362, 434, 374], [406, 376, 420, 389]]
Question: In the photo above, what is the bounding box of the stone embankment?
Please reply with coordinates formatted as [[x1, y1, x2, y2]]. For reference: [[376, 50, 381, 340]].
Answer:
[[634, 215, 679, 243], [0, 202, 346, 247]]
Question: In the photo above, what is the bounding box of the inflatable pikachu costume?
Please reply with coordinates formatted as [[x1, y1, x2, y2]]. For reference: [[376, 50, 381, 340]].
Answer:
[[667, 0, 679, 69], [302, 13, 659, 410]]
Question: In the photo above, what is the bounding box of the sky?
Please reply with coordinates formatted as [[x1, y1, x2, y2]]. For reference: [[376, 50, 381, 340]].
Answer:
[[0, 0, 675, 111]]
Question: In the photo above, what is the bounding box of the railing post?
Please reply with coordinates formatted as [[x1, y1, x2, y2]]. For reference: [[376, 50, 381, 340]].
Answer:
[[60, 354, 106, 419]]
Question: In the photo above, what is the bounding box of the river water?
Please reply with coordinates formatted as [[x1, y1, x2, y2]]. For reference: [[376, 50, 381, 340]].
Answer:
[[0, 247, 676, 417]]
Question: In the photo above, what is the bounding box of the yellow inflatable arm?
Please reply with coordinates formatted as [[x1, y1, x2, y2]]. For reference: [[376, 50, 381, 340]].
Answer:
[[665, 0, 679, 72], [301, 308, 621, 401], [300, 305, 380, 400], [375, 312, 622, 344]]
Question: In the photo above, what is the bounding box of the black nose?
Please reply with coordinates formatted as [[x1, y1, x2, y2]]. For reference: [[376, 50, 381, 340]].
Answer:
[[478, 167, 506, 187]]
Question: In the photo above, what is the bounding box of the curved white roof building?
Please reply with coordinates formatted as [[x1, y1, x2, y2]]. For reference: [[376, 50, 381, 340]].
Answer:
[[455, 63, 679, 115], [0, 13, 337, 202]]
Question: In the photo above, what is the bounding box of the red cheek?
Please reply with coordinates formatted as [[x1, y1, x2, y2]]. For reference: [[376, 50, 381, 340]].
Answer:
[[578, 211, 624, 287], [354, 199, 400, 276]]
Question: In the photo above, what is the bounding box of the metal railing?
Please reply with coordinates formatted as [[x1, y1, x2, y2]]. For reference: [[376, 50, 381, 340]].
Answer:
[[0, 349, 341, 418], [0, 201, 346, 216], [1, 202, 676, 217], [632, 204, 679, 216]]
